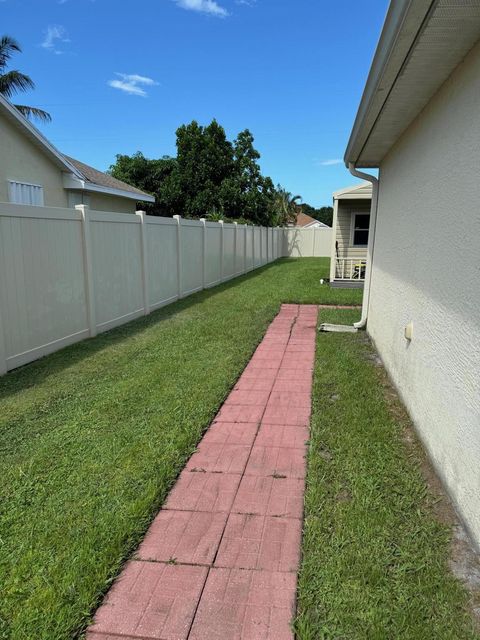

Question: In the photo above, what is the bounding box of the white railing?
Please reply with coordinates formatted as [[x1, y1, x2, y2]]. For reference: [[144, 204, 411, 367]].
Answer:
[[335, 257, 367, 280]]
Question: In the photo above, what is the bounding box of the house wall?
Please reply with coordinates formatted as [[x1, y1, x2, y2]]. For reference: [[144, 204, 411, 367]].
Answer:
[[90, 193, 136, 214], [368, 39, 480, 545], [0, 111, 68, 207]]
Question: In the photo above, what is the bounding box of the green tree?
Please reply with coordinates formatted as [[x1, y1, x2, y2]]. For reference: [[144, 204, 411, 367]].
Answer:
[[0, 35, 51, 122], [228, 129, 277, 226], [109, 152, 180, 216], [176, 119, 234, 218], [273, 186, 302, 226], [109, 120, 279, 225]]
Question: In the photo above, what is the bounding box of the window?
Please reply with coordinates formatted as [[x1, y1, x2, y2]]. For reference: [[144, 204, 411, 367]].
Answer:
[[351, 213, 370, 246], [8, 181, 44, 206]]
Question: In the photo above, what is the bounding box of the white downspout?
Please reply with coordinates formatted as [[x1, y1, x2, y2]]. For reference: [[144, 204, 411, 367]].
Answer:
[[348, 163, 379, 329]]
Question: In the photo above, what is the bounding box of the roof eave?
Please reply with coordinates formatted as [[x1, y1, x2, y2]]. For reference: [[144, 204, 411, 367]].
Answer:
[[344, 0, 434, 167], [63, 174, 155, 203]]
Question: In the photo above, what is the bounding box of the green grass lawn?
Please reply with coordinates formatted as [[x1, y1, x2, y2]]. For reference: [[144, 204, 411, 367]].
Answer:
[[0, 258, 360, 640], [295, 308, 479, 639]]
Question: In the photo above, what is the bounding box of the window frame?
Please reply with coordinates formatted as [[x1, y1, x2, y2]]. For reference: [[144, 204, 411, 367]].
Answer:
[[350, 212, 370, 247]]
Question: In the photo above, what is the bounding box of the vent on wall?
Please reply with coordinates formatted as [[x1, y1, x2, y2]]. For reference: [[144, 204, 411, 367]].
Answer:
[[8, 180, 44, 206]]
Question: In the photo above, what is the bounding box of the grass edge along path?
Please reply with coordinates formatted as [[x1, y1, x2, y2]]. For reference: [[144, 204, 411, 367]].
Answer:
[[294, 310, 479, 640]]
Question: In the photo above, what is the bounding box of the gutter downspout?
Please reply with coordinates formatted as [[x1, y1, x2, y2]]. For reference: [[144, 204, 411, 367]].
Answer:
[[348, 163, 379, 329]]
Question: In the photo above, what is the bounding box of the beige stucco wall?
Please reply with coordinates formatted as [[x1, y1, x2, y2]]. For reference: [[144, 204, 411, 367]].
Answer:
[[0, 111, 68, 207], [70, 191, 137, 214], [368, 39, 480, 545]]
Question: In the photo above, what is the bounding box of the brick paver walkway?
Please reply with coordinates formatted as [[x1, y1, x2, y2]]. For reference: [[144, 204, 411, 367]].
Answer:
[[87, 304, 318, 640]]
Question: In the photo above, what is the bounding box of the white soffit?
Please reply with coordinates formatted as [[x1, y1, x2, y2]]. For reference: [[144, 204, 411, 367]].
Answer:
[[346, 0, 480, 167]]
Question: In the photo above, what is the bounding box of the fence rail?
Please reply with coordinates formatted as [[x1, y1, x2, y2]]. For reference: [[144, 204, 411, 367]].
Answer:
[[0, 203, 331, 374]]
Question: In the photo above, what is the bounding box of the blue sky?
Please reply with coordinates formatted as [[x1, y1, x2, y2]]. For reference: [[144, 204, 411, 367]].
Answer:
[[2, 0, 388, 206]]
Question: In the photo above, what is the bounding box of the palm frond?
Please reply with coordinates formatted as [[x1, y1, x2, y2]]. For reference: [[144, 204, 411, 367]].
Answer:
[[0, 69, 34, 98], [13, 104, 52, 123], [0, 35, 21, 69]]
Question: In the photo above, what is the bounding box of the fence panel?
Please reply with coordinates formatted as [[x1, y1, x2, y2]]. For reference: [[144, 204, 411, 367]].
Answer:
[[181, 219, 203, 296], [245, 226, 254, 271], [0, 204, 88, 371], [261, 227, 267, 265], [253, 227, 261, 267], [235, 225, 246, 275], [205, 223, 222, 287], [283, 227, 332, 258], [222, 223, 236, 281], [90, 211, 144, 332], [146, 217, 179, 309]]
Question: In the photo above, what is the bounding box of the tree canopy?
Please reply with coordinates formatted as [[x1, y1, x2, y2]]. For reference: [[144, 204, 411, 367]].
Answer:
[[109, 119, 332, 227], [110, 120, 280, 225]]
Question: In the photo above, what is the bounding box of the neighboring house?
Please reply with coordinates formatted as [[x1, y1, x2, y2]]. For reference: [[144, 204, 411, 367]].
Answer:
[[329, 182, 372, 287], [294, 211, 329, 229], [0, 93, 154, 213], [344, 1, 480, 546]]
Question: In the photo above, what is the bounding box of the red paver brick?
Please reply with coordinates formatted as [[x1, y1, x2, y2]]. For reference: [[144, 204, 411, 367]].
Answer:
[[276, 367, 314, 380], [268, 391, 312, 408], [234, 377, 276, 392], [215, 404, 265, 423], [225, 389, 271, 406], [165, 471, 241, 513], [87, 633, 139, 640], [233, 475, 304, 518], [214, 513, 302, 572], [245, 446, 306, 479], [255, 424, 310, 449], [137, 510, 227, 565], [285, 343, 315, 353], [189, 568, 296, 640], [244, 360, 281, 372], [187, 443, 251, 474], [262, 405, 311, 427], [281, 355, 315, 369], [88, 561, 207, 640], [272, 380, 313, 393], [201, 422, 259, 446]]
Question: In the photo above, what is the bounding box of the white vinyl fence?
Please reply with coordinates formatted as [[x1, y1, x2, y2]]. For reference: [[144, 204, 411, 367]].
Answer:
[[0, 203, 330, 374], [283, 226, 332, 258], [0, 203, 285, 374]]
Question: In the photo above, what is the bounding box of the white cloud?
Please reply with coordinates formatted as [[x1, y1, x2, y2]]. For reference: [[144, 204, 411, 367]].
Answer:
[[108, 73, 158, 97], [319, 158, 343, 166], [41, 25, 70, 54], [173, 0, 229, 17]]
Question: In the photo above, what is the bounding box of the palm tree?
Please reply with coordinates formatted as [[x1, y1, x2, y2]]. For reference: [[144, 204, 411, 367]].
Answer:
[[0, 36, 51, 122], [274, 186, 302, 225]]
